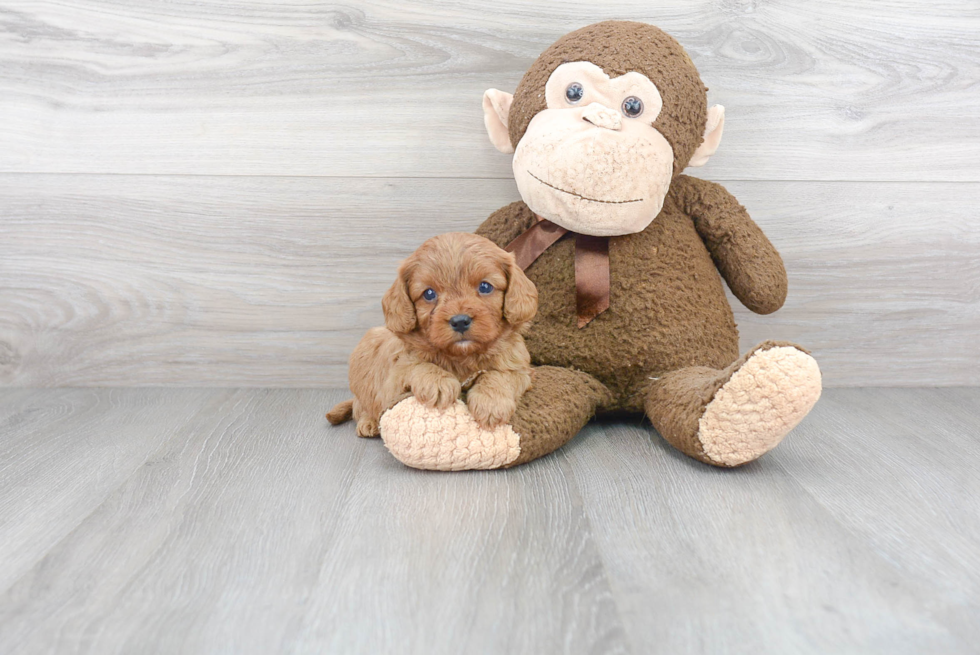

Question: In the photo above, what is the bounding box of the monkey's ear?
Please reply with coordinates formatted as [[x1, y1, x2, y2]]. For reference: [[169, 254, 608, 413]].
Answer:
[[382, 273, 417, 334], [483, 89, 515, 154], [687, 105, 725, 168], [503, 257, 538, 326]]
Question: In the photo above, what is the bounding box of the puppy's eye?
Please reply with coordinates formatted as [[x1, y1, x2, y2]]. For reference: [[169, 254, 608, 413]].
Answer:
[[422, 288, 437, 301], [565, 82, 584, 104], [622, 96, 643, 118], [478, 281, 494, 295]]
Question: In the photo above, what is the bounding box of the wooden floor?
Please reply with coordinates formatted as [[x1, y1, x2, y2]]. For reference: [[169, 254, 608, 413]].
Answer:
[[0, 388, 977, 654]]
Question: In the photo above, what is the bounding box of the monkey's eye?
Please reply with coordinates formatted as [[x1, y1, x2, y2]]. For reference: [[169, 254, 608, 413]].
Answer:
[[422, 288, 437, 301], [565, 83, 584, 104], [478, 281, 494, 295], [622, 96, 644, 118]]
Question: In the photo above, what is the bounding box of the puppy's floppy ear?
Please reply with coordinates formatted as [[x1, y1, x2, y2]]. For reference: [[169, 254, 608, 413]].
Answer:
[[382, 267, 417, 333], [503, 255, 538, 326]]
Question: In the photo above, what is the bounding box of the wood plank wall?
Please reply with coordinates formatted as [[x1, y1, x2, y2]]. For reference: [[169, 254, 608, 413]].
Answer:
[[1, 1, 978, 387]]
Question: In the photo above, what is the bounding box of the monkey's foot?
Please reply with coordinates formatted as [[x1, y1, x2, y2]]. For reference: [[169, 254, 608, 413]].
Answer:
[[646, 341, 822, 467], [697, 344, 821, 466], [379, 366, 609, 471], [379, 398, 521, 471]]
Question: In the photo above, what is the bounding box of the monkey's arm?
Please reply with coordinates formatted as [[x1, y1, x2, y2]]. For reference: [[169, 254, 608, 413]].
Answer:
[[475, 201, 538, 249], [678, 175, 787, 315]]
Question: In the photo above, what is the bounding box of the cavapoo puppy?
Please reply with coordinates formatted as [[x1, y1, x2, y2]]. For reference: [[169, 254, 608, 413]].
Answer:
[[327, 232, 538, 437]]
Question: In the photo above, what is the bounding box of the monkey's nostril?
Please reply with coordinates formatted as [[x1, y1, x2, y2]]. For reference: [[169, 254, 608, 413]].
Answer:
[[449, 314, 472, 333], [582, 103, 623, 130]]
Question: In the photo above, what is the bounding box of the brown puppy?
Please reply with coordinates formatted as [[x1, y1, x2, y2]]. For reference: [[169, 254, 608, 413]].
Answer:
[[327, 232, 537, 437]]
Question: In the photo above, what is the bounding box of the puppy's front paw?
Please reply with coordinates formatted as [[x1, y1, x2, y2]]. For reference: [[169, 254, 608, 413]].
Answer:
[[412, 373, 462, 410], [467, 390, 517, 429]]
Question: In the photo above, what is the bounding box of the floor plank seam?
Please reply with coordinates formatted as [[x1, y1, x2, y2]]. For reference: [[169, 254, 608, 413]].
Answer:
[[557, 448, 638, 655], [282, 432, 370, 647], [0, 390, 239, 597]]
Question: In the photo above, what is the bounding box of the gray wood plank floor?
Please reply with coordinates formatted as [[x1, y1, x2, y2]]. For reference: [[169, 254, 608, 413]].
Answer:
[[0, 388, 977, 654]]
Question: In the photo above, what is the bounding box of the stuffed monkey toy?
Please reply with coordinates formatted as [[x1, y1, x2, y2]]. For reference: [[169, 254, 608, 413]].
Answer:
[[379, 21, 822, 470]]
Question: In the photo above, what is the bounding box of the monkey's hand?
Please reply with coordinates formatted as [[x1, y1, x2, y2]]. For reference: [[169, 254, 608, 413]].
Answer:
[[410, 365, 462, 410]]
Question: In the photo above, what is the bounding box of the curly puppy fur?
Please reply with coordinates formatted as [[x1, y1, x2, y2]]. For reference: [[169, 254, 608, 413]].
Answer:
[[327, 233, 538, 437]]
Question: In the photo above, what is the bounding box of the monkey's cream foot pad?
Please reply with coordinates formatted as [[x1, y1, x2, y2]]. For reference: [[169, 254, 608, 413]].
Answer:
[[379, 398, 521, 471], [698, 346, 822, 467]]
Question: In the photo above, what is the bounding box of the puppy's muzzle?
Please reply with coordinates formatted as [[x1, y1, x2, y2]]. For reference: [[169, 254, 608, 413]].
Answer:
[[449, 314, 472, 333]]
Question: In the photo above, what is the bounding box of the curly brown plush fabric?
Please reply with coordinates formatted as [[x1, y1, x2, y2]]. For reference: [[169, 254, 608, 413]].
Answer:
[[680, 180, 788, 314], [477, 175, 786, 412], [506, 365, 612, 467], [508, 21, 708, 174]]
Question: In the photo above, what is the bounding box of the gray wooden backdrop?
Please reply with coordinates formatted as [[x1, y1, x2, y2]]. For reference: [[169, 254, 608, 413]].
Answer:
[[1, 0, 978, 387]]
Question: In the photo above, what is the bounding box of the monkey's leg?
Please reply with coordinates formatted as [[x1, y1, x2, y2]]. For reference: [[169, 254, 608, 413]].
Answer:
[[644, 341, 821, 467], [379, 366, 610, 471]]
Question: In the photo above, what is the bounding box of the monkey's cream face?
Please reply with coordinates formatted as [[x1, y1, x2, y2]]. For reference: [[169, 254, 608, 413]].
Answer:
[[512, 62, 674, 236]]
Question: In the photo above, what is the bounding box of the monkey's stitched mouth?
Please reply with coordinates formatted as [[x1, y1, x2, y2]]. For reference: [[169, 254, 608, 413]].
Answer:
[[528, 171, 643, 205]]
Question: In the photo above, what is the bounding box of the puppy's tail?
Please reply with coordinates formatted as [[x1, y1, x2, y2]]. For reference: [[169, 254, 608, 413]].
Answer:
[[326, 399, 354, 425]]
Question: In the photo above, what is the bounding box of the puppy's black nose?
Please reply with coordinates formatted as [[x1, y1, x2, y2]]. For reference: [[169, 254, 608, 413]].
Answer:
[[449, 314, 472, 333]]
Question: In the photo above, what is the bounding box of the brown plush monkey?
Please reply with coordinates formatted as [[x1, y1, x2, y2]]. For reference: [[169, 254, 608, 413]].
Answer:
[[380, 21, 821, 471]]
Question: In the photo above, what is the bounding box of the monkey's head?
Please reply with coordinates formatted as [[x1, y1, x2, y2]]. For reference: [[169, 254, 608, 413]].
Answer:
[[483, 21, 724, 237]]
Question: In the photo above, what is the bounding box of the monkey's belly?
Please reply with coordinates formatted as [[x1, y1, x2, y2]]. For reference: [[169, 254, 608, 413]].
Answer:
[[522, 220, 740, 411]]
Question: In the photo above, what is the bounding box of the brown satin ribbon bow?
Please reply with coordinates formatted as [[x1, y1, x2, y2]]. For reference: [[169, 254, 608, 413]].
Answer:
[[505, 216, 610, 328]]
